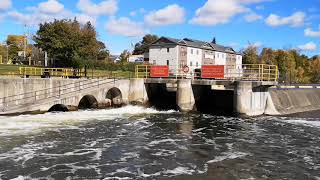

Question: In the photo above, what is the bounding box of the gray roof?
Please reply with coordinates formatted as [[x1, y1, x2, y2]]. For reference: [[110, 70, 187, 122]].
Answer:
[[151, 36, 240, 54]]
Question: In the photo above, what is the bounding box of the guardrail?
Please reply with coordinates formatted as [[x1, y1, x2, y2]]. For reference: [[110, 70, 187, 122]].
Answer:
[[0, 78, 119, 113], [17, 67, 134, 78], [135, 64, 279, 82]]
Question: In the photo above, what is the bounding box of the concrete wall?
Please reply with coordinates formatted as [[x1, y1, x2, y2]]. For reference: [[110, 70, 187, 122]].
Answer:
[[0, 78, 147, 114], [266, 88, 320, 115]]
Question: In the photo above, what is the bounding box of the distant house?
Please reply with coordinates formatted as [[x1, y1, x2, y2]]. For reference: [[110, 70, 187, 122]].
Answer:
[[149, 37, 242, 74], [128, 55, 144, 63], [110, 55, 120, 63]]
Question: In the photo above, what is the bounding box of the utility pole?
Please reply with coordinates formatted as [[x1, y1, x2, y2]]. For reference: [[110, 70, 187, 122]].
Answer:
[[24, 24, 27, 64], [6, 45, 9, 64]]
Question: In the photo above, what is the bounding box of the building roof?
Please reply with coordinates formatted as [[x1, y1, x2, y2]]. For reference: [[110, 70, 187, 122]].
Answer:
[[151, 36, 241, 54]]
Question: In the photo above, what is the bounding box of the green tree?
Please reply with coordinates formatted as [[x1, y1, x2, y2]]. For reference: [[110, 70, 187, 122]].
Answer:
[[260, 48, 275, 64], [119, 50, 130, 63], [133, 34, 159, 55], [310, 56, 320, 83], [34, 19, 107, 68], [242, 45, 259, 64]]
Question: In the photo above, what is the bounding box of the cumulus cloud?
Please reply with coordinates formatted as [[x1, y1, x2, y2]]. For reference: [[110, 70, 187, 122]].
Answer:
[[76, 14, 97, 26], [304, 25, 320, 37], [190, 0, 267, 26], [0, 0, 11, 10], [145, 4, 185, 26], [105, 17, 147, 37], [77, 0, 118, 16], [265, 11, 306, 27], [38, 0, 64, 14], [8, 10, 73, 26], [298, 42, 317, 51], [244, 12, 262, 22]]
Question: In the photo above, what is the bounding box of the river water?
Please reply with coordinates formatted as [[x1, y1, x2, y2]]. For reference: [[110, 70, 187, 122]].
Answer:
[[0, 106, 320, 180]]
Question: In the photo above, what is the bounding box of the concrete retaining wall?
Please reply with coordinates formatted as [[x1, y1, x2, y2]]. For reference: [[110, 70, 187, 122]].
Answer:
[[266, 89, 320, 115], [0, 78, 147, 114]]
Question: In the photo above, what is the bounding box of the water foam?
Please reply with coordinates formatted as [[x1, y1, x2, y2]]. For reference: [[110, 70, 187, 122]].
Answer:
[[207, 151, 249, 163], [0, 105, 176, 136], [283, 119, 320, 128]]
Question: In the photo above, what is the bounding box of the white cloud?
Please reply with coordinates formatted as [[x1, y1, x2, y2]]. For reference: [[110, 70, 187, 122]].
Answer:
[[265, 11, 306, 27], [8, 10, 73, 26], [0, 0, 11, 10], [298, 42, 317, 51], [105, 17, 147, 37], [77, 0, 118, 16], [190, 0, 267, 26], [129, 11, 136, 17], [8, 9, 95, 27], [76, 14, 97, 26], [38, 0, 64, 14], [304, 25, 320, 37], [145, 4, 185, 26], [244, 12, 262, 22]]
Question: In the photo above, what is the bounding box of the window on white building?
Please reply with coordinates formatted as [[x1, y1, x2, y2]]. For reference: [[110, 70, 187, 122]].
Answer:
[[196, 50, 199, 55], [167, 48, 170, 53], [167, 60, 169, 66], [196, 62, 199, 67], [191, 49, 193, 54], [190, 61, 193, 66]]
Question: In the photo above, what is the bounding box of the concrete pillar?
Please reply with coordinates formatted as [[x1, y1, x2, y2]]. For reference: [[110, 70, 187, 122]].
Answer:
[[234, 81, 268, 116], [176, 79, 195, 112], [128, 78, 148, 105]]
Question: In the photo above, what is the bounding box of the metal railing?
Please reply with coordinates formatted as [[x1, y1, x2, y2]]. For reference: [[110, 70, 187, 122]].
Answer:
[[0, 78, 119, 113], [16, 67, 134, 79], [135, 64, 279, 82]]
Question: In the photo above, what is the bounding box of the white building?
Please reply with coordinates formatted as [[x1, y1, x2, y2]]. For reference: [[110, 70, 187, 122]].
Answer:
[[149, 37, 242, 76]]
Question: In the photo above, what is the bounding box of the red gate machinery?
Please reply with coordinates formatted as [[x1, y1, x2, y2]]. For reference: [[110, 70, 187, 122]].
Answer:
[[201, 65, 225, 79], [150, 66, 169, 78]]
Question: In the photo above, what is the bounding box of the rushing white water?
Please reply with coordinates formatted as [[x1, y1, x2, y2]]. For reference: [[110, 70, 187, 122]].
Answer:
[[0, 105, 176, 136], [283, 119, 320, 128]]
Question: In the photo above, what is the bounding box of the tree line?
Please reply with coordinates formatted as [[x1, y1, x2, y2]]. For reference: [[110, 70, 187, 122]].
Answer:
[[242, 46, 320, 84]]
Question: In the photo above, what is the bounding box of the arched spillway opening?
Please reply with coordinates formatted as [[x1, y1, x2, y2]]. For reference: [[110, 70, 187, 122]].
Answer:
[[106, 87, 123, 107], [48, 104, 69, 112], [78, 95, 99, 109]]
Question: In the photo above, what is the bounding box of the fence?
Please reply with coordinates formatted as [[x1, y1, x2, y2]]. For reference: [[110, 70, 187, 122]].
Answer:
[[16, 67, 134, 78], [135, 64, 279, 82]]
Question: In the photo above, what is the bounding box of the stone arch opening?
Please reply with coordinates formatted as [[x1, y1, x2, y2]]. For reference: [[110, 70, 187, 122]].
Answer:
[[106, 87, 123, 107], [48, 104, 69, 112], [78, 95, 98, 109]]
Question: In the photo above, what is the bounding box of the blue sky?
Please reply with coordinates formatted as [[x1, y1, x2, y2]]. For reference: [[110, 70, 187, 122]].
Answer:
[[0, 0, 319, 56]]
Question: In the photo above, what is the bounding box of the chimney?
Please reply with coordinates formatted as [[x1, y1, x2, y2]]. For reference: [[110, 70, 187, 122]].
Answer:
[[212, 37, 216, 44]]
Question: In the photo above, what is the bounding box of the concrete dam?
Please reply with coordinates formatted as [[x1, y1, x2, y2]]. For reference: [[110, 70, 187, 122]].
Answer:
[[0, 77, 320, 116]]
